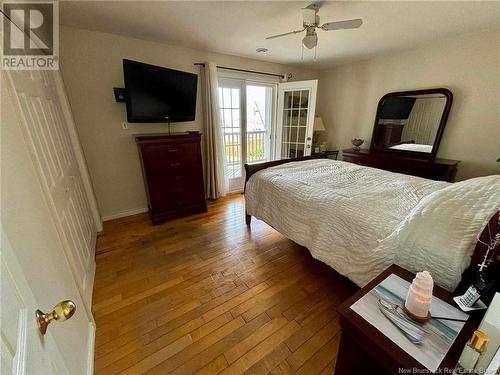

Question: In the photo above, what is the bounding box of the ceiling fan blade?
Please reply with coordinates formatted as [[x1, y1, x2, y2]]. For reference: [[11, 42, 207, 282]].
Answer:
[[266, 28, 305, 40], [321, 18, 363, 31]]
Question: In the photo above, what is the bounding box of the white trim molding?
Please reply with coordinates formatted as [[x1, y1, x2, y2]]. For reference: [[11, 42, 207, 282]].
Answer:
[[102, 207, 149, 222]]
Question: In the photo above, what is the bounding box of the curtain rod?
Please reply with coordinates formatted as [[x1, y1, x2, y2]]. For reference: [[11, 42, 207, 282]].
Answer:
[[194, 63, 285, 79]]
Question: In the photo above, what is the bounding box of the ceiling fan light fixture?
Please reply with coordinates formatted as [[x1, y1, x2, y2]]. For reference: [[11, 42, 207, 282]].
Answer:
[[302, 28, 317, 49]]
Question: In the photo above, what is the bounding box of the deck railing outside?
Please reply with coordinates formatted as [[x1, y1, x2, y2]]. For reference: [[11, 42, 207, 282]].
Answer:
[[224, 130, 266, 178]]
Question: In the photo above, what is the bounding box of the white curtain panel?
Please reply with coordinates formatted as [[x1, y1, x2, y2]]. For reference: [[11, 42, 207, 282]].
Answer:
[[201, 62, 228, 199]]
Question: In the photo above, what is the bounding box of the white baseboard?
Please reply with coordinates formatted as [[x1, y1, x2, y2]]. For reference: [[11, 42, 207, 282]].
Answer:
[[86, 322, 95, 375], [102, 207, 148, 222]]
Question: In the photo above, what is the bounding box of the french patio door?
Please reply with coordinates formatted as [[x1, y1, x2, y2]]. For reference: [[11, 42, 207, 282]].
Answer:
[[218, 78, 276, 191], [276, 80, 318, 159]]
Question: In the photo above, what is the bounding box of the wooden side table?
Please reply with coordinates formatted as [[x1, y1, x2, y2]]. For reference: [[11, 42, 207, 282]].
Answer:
[[336, 265, 484, 375]]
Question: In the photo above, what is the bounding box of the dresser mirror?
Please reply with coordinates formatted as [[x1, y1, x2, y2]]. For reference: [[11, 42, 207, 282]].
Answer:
[[370, 88, 453, 159]]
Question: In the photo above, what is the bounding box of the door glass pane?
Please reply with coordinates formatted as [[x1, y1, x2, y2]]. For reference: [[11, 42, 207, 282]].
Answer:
[[290, 127, 298, 142], [298, 127, 306, 142], [290, 109, 299, 126], [299, 109, 308, 127], [300, 90, 309, 107], [219, 87, 242, 179], [292, 93, 300, 109], [296, 143, 305, 158], [284, 92, 293, 109]]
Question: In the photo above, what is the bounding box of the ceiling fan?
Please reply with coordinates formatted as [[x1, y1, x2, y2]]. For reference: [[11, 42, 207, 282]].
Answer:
[[266, 4, 362, 50]]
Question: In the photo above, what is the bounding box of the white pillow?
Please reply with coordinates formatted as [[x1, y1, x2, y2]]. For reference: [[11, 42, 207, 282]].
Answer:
[[376, 175, 500, 291]]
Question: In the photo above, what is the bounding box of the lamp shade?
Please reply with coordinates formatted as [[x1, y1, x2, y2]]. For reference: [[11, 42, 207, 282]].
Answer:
[[314, 116, 326, 131]]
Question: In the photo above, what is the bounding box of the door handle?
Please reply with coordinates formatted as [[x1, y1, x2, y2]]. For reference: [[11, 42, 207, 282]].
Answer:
[[36, 300, 76, 335]]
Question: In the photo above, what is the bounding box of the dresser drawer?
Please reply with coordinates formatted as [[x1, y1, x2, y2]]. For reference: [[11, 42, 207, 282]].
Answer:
[[150, 185, 203, 214], [163, 158, 200, 176], [142, 142, 199, 172]]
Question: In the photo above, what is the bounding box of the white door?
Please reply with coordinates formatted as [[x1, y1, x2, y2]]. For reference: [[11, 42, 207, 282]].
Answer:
[[2, 71, 95, 374], [6, 69, 99, 311], [218, 78, 277, 191], [276, 80, 318, 159], [1, 229, 68, 375]]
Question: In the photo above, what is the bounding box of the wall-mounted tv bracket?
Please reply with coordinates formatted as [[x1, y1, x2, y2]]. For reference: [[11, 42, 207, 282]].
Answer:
[[113, 87, 126, 102]]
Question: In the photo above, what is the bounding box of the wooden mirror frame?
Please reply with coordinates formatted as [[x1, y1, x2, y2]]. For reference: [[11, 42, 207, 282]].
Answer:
[[369, 88, 453, 160]]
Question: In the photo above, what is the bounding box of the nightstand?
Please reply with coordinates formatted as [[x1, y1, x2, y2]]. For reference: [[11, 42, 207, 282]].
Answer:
[[336, 265, 484, 375]]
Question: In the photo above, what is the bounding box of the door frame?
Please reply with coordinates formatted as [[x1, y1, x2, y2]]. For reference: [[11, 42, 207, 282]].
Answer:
[[275, 80, 318, 159]]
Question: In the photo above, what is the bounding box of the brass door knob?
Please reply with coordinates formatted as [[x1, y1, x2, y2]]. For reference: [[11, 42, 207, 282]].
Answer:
[[36, 300, 76, 335]]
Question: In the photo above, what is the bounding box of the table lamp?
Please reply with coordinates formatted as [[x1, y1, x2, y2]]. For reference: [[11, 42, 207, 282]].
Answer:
[[404, 270, 433, 322], [313, 116, 326, 152]]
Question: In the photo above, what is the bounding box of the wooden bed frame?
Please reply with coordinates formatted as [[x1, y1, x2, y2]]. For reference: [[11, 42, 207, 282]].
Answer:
[[243, 154, 328, 225]]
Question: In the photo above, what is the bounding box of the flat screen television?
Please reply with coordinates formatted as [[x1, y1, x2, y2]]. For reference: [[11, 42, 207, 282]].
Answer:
[[380, 97, 416, 120], [123, 59, 197, 123]]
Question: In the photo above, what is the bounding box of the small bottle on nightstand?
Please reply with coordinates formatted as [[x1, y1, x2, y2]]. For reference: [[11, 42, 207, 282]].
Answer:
[[456, 330, 489, 373]]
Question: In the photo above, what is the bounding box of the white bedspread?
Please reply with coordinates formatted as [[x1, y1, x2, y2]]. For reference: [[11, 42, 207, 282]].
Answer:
[[245, 159, 500, 290], [245, 159, 448, 287]]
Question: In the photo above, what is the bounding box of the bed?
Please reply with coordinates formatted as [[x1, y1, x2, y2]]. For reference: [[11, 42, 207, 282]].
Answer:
[[244, 157, 500, 291]]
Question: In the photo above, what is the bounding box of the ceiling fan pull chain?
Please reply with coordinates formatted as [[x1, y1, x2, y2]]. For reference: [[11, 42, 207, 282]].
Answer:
[[314, 45, 317, 61], [301, 45, 304, 60]]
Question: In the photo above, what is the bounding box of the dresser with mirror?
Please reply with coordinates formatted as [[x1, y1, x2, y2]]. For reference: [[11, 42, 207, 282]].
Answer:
[[343, 88, 460, 182]]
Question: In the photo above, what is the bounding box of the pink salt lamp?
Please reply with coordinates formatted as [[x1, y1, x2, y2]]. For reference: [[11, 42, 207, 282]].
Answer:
[[405, 271, 433, 322]]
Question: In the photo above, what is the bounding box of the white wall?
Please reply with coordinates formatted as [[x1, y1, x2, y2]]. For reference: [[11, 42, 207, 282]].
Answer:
[[59, 26, 318, 221], [317, 30, 500, 180]]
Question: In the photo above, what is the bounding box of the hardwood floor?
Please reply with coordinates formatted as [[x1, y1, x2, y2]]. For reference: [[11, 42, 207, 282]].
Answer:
[[93, 194, 357, 374]]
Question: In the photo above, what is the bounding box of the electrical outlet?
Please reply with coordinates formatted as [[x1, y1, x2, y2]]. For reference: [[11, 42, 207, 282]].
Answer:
[[121, 121, 128, 130]]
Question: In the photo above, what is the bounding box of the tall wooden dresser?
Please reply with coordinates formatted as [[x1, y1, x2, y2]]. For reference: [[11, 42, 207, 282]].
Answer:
[[135, 133, 207, 225]]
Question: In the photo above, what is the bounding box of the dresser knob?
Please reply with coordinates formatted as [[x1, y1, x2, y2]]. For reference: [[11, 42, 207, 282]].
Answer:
[[170, 162, 181, 167]]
